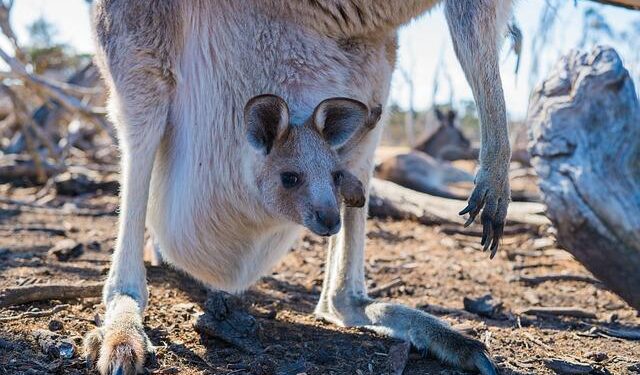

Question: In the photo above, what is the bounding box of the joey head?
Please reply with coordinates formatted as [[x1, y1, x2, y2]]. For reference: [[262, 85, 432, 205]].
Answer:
[[244, 95, 369, 236]]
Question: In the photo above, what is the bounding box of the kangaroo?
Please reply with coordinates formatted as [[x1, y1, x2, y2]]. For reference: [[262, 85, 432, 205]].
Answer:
[[414, 108, 478, 161], [85, 1, 513, 374]]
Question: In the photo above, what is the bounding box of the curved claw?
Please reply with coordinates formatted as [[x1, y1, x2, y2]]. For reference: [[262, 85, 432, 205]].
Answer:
[[460, 189, 487, 227], [489, 221, 504, 259], [460, 176, 509, 258], [481, 216, 492, 250]]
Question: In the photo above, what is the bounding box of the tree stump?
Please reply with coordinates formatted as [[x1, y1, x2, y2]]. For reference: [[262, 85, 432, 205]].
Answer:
[[527, 46, 640, 310]]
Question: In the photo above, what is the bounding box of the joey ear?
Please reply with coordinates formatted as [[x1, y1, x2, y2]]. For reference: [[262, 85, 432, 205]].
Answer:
[[244, 94, 289, 154], [339, 170, 366, 208], [313, 97, 368, 148]]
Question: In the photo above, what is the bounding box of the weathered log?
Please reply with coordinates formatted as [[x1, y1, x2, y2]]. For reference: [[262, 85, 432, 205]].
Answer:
[[368, 178, 549, 227], [0, 282, 104, 307], [528, 46, 640, 310], [375, 151, 473, 200]]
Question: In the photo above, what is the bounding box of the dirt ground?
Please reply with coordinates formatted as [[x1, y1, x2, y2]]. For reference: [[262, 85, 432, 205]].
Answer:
[[1, 180, 639, 375]]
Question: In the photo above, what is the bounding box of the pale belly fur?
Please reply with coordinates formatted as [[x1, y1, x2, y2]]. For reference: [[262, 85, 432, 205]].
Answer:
[[145, 2, 395, 292]]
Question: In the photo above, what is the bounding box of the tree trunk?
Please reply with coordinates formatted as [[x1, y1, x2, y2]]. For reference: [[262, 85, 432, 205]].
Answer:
[[528, 46, 640, 310]]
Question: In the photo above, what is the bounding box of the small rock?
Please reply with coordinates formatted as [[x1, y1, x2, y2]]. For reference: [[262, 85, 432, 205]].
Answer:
[[628, 363, 640, 373], [86, 241, 101, 251], [48, 319, 64, 331], [48, 239, 84, 261], [463, 294, 503, 318], [195, 291, 263, 354], [32, 329, 75, 359], [172, 302, 196, 313], [544, 358, 593, 374], [586, 352, 608, 362]]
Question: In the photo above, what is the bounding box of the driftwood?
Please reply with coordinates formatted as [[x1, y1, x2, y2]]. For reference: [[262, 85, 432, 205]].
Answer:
[[368, 178, 549, 227], [528, 47, 640, 310], [375, 151, 473, 200], [0, 282, 103, 307], [520, 306, 597, 319], [511, 274, 602, 286], [544, 359, 594, 374], [0, 304, 69, 322]]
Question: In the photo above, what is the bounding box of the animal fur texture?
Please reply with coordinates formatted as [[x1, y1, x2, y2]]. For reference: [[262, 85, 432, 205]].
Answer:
[[85, 1, 513, 374]]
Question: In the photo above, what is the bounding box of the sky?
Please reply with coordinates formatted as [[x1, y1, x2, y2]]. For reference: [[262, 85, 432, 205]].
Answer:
[[7, 0, 640, 119]]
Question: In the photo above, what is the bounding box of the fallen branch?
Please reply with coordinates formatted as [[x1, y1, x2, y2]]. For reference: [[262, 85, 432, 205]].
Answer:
[[369, 278, 404, 297], [368, 178, 549, 227], [0, 282, 103, 307], [0, 47, 106, 117], [581, 323, 640, 341], [520, 306, 597, 319], [439, 224, 532, 237], [0, 197, 116, 217], [544, 358, 594, 374], [511, 274, 602, 286], [0, 304, 69, 322], [0, 224, 66, 236], [522, 332, 553, 351]]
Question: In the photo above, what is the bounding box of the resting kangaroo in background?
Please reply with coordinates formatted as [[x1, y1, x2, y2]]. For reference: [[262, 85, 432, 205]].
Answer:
[[86, 1, 513, 374]]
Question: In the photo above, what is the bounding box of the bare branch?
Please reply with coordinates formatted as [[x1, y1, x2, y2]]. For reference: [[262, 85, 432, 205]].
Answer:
[[586, 0, 640, 10]]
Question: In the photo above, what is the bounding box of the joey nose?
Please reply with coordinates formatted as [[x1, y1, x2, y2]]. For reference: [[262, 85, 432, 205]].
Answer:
[[314, 208, 341, 235]]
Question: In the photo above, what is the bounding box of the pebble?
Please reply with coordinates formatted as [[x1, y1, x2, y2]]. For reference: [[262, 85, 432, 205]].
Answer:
[[48, 319, 64, 331]]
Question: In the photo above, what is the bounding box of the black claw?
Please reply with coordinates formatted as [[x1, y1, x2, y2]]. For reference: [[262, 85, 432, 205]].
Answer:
[[481, 218, 491, 249], [464, 214, 475, 227], [459, 202, 475, 216], [489, 221, 504, 259]]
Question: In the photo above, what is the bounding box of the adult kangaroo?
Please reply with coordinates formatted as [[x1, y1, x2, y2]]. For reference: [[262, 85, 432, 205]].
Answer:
[[86, 1, 513, 374]]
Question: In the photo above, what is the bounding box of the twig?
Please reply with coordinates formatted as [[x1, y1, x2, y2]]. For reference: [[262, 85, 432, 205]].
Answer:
[[0, 224, 66, 236], [0, 48, 106, 116], [586, 0, 640, 10], [0, 197, 117, 217], [369, 278, 404, 297], [512, 262, 557, 271], [522, 332, 553, 351], [580, 323, 640, 341], [511, 274, 602, 286], [0, 46, 115, 143], [520, 306, 597, 319], [0, 304, 69, 322], [0, 282, 103, 307]]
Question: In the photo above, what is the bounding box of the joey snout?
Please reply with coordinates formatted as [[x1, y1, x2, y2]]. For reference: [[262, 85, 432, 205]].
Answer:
[[311, 205, 341, 236]]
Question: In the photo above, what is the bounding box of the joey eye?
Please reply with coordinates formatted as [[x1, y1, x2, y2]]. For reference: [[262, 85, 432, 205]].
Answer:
[[280, 172, 301, 188], [333, 171, 344, 185]]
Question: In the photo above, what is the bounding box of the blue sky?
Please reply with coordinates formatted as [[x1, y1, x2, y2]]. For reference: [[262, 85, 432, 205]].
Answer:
[[9, 0, 640, 119]]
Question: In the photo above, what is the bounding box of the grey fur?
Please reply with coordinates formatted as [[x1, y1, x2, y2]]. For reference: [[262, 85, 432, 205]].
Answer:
[[85, 2, 512, 374]]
